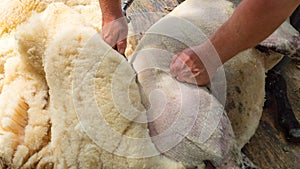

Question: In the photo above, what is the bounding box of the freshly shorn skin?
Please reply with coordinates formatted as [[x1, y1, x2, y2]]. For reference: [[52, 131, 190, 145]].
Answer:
[[131, 0, 246, 168], [132, 0, 300, 168]]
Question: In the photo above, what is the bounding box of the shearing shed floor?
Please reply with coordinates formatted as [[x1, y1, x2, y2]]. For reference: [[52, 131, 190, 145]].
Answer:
[[244, 101, 300, 169], [244, 98, 300, 169], [244, 61, 300, 169]]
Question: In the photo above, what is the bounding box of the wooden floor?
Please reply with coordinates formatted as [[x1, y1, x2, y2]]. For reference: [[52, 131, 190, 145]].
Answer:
[[243, 98, 300, 169]]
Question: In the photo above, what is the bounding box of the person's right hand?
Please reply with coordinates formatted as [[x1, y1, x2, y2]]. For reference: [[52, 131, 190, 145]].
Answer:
[[102, 15, 128, 55], [170, 43, 222, 86]]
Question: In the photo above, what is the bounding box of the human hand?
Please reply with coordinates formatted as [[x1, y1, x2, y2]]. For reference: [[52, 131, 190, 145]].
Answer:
[[170, 44, 221, 86], [102, 16, 128, 55]]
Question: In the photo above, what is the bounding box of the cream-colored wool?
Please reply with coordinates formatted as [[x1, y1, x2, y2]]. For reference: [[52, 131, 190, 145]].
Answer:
[[0, 0, 46, 36], [1, 2, 184, 168], [0, 56, 50, 168], [0, 0, 98, 36], [0, 0, 101, 89], [0, 33, 19, 93]]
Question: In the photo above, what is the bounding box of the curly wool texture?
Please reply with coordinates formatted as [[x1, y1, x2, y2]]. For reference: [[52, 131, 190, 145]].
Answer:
[[0, 50, 50, 168], [0, 0, 97, 36], [0, 2, 184, 169]]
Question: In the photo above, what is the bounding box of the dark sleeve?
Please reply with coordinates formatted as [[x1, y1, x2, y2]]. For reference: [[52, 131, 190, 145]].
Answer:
[[290, 5, 300, 32]]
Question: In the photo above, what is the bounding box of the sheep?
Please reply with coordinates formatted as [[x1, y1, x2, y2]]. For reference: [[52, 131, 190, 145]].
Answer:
[[131, 0, 298, 167]]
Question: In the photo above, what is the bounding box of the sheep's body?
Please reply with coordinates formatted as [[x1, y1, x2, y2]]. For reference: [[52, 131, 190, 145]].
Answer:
[[161, 0, 296, 149], [131, 0, 298, 167], [132, 0, 276, 155]]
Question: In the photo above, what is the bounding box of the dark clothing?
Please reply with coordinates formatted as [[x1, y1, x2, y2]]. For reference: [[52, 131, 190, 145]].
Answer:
[[290, 5, 300, 32]]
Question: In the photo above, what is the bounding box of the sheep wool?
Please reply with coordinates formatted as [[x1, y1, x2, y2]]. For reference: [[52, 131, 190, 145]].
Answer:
[[0, 2, 184, 169]]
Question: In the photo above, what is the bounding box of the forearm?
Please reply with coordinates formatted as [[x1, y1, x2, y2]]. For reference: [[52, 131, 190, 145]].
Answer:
[[99, 0, 123, 23], [210, 0, 300, 63]]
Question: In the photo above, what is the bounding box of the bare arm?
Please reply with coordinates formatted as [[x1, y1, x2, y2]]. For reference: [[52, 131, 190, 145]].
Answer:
[[99, 0, 128, 54], [170, 0, 300, 86], [213, 0, 300, 63], [99, 0, 123, 22]]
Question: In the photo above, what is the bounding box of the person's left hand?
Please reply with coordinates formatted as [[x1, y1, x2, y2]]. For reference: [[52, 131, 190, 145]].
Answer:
[[102, 16, 128, 55], [170, 45, 220, 86]]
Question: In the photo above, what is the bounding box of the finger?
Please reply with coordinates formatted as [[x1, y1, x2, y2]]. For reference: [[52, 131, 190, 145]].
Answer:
[[117, 39, 127, 55], [193, 70, 210, 86]]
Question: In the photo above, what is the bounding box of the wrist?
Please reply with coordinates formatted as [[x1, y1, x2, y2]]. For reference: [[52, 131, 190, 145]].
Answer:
[[99, 0, 124, 24], [192, 42, 222, 74], [209, 34, 237, 64], [102, 13, 124, 26]]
